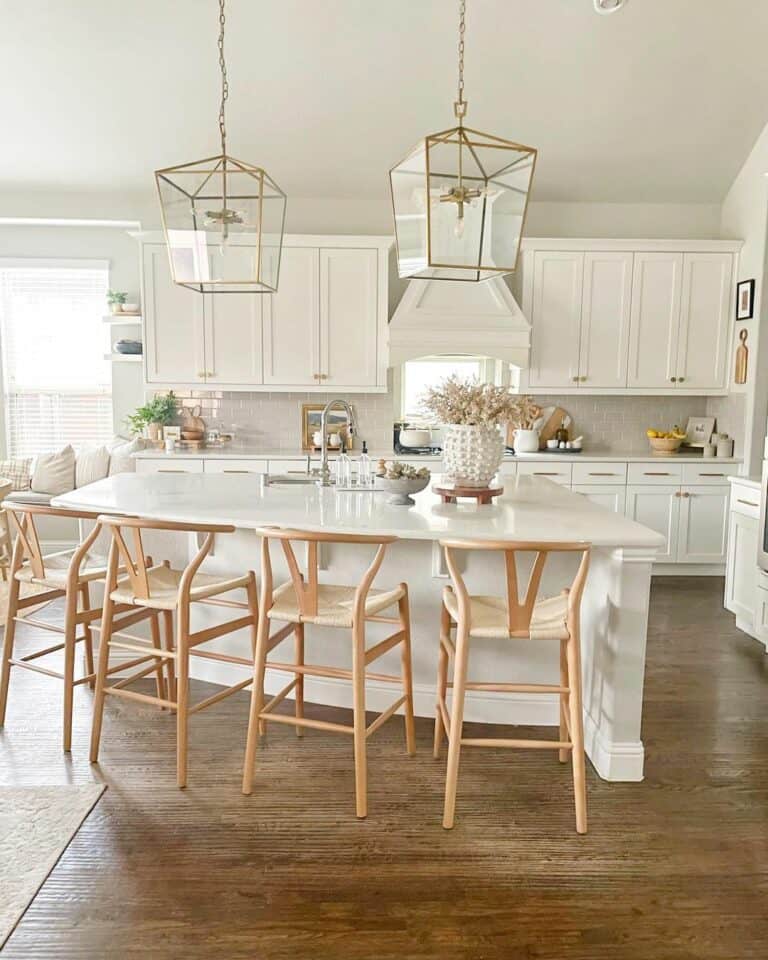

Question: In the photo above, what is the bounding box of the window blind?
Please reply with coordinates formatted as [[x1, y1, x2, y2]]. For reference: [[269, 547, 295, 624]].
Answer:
[[0, 259, 113, 457]]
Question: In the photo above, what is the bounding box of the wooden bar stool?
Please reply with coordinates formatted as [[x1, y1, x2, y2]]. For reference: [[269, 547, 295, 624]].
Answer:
[[242, 528, 416, 818], [0, 502, 155, 752], [90, 515, 258, 788], [0, 479, 13, 581], [434, 538, 591, 833]]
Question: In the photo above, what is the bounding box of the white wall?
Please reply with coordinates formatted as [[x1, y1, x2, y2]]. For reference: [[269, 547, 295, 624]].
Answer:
[[0, 221, 145, 453], [719, 123, 768, 475]]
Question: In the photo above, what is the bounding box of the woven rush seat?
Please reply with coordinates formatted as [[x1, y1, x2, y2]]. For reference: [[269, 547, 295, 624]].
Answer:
[[110, 564, 251, 611], [268, 581, 405, 627], [15, 548, 110, 588], [442, 588, 570, 640]]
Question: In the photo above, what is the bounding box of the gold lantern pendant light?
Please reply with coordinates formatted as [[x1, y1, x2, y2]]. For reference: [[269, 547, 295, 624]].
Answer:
[[154, 0, 286, 293], [389, 0, 537, 282]]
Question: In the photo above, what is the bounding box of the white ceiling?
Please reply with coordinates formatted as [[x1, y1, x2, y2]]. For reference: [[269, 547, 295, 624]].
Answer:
[[2, 0, 768, 205]]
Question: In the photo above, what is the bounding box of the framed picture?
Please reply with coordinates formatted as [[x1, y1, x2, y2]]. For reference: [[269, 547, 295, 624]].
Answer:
[[683, 416, 716, 448], [736, 279, 755, 320], [301, 403, 353, 450], [163, 426, 181, 440]]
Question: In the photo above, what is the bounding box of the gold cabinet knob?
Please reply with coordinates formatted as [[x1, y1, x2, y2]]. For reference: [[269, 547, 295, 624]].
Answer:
[[207, 371, 215, 377], [670, 376, 677, 382], [678, 376, 685, 383], [572, 376, 579, 383], [580, 376, 588, 382], [197, 371, 206, 378], [313, 373, 321, 380]]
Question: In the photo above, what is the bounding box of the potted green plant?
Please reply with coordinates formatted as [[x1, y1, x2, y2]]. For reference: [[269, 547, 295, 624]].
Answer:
[[107, 290, 128, 315], [126, 392, 179, 443]]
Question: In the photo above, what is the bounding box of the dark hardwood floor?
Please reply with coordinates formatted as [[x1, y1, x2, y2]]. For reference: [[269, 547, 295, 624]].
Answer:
[[1, 577, 767, 959]]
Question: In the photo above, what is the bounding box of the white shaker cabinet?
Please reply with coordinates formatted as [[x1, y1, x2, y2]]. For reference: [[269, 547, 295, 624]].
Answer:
[[625, 485, 680, 563], [527, 251, 583, 388], [204, 290, 262, 385], [521, 240, 738, 395], [320, 248, 378, 387], [676, 485, 730, 563], [571, 484, 626, 514], [724, 510, 759, 626], [261, 246, 319, 387], [676, 252, 732, 391], [139, 234, 391, 392], [578, 252, 633, 388], [143, 244, 206, 385], [627, 252, 682, 389]]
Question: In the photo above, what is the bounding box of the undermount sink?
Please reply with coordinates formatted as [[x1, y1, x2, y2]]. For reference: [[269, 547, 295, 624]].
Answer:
[[265, 473, 319, 486]]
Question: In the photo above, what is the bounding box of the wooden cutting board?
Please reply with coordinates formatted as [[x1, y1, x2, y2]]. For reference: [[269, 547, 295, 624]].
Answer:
[[537, 406, 569, 449]]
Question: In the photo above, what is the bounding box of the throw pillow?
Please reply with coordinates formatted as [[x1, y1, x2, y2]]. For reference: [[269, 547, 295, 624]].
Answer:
[[75, 446, 111, 488], [31, 445, 76, 495], [0, 458, 32, 491], [108, 436, 146, 475]]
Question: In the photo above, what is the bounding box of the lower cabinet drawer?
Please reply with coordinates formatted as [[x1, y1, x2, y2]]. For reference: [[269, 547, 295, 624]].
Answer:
[[517, 462, 572, 485], [682, 462, 740, 485], [627, 462, 683, 484], [203, 459, 268, 474], [135, 458, 204, 474], [572, 463, 628, 485], [730, 483, 761, 520]]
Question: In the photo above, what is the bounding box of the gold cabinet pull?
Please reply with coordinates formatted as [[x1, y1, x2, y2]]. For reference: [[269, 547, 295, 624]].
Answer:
[[737, 498, 759, 508], [644, 471, 672, 476]]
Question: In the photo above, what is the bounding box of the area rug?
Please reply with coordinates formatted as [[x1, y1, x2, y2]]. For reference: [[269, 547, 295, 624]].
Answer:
[[0, 581, 50, 627], [0, 784, 106, 948]]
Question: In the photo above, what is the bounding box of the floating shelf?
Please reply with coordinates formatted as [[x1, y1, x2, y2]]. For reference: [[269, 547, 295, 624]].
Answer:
[[103, 314, 142, 324], [104, 352, 143, 362]]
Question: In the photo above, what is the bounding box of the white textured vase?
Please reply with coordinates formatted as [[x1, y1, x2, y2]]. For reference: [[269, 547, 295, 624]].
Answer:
[[442, 424, 504, 487]]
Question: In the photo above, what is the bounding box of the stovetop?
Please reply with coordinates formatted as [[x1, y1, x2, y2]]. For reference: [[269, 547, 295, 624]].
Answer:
[[393, 443, 443, 456]]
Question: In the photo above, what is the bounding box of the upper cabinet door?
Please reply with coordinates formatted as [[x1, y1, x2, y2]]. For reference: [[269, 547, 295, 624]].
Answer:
[[676, 252, 732, 391], [319, 248, 378, 387], [578, 252, 633, 388], [203, 293, 263, 385], [527, 251, 584, 389], [142, 244, 205, 384], [627, 252, 683, 389], [262, 247, 320, 386]]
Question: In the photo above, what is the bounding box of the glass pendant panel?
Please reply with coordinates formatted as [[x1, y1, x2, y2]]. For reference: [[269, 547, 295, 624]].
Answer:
[[390, 127, 536, 282], [155, 155, 287, 294]]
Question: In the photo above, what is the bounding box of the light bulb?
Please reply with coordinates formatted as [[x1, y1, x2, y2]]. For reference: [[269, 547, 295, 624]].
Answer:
[[453, 215, 465, 239]]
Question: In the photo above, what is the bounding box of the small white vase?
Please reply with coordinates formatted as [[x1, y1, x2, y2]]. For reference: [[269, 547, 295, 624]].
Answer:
[[442, 424, 504, 487]]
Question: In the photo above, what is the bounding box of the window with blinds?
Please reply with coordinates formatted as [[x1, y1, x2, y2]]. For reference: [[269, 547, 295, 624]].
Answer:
[[0, 259, 113, 457]]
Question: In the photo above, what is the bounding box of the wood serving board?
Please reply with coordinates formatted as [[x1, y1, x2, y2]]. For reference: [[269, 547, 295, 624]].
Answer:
[[537, 406, 568, 448]]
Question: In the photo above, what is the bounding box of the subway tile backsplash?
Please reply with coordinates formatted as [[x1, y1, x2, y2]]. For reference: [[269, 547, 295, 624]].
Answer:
[[165, 389, 741, 456]]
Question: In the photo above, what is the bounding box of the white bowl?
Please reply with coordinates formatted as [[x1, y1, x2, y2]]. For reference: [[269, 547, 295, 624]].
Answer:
[[399, 429, 432, 448], [374, 475, 429, 505], [121, 302, 139, 313]]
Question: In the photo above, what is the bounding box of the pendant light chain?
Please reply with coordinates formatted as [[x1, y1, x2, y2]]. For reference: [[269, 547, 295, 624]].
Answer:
[[455, 0, 468, 122], [218, 0, 229, 156]]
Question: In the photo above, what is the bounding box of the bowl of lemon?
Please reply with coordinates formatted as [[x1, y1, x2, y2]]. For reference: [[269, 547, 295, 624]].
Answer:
[[646, 426, 686, 456]]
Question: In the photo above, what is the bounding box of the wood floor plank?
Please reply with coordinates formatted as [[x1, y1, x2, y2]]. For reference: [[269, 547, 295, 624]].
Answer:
[[1, 577, 767, 959]]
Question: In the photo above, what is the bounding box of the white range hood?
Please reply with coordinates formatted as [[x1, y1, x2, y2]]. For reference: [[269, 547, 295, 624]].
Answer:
[[388, 276, 531, 367]]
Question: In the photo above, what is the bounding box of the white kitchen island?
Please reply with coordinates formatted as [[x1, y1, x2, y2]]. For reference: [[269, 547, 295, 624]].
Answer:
[[54, 472, 664, 783]]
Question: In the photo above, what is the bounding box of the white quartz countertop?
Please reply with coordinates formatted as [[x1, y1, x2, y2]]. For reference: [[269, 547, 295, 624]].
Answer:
[[53, 473, 666, 550], [133, 446, 742, 465]]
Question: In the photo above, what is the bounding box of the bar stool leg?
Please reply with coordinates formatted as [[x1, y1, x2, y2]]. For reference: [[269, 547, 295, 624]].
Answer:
[[398, 587, 416, 756], [443, 624, 470, 830], [162, 610, 177, 705], [566, 629, 588, 835], [352, 620, 368, 819], [149, 614, 167, 704], [62, 588, 78, 752], [79, 583, 95, 690], [559, 638, 569, 764], [242, 607, 270, 794], [90, 592, 115, 763], [176, 603, 190, 789], [433, 604, 451, 759], [294, 623, 305, 737], [0, 574, 20, 726]]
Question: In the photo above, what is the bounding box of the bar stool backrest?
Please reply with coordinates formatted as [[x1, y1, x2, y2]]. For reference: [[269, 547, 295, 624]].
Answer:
[[439, 538, 591, 638], [96, 515, 236, 601], [254, 527, 398, 621], [4, 502, 103, 581]]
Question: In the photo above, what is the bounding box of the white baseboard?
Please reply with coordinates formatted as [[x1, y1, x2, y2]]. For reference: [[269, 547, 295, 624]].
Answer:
[[583, 712, 644, 781], [653, 563, 724, 576]]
